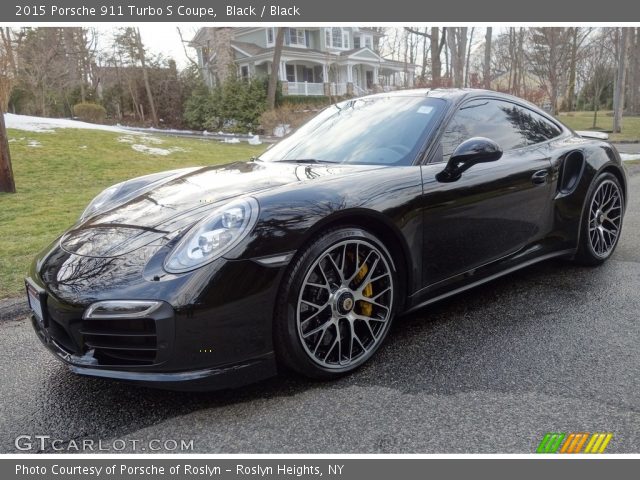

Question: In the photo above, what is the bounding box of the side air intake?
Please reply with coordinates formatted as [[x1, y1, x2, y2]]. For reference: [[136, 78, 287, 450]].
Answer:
[[558, 150, 585, 194]]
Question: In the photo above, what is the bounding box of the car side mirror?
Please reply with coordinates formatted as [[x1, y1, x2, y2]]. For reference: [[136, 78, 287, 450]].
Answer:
[[436, 137, 503, 183]]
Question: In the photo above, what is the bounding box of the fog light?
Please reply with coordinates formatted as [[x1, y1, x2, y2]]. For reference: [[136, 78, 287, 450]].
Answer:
[[83, 300, 161, 319]]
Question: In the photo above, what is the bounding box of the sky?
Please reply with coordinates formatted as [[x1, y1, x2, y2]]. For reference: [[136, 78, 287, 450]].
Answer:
[[95, 25, 195, 68]]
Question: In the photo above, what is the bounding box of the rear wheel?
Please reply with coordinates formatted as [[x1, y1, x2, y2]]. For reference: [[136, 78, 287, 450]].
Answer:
[[575, 172, 624, 265], [274, 228, 397, 379]]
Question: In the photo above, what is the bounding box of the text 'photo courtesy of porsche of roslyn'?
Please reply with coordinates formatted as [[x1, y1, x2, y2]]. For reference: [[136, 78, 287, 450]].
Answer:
[[1, 7, 640, 470]]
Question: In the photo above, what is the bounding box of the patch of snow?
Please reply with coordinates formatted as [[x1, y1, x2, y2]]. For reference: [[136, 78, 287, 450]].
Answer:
[[222, 137, 241, 144], [27, 140, 41, 148], [621, 153, 640, 162], [143, 136, 164, 145], [248, 135, 262, 145], [79, 145, 88, 149], [4, 113, 134, 133], [130, 126, 197, 135], [131, 144, 185, 156], [131, 144, 173, 156], [117, 135, 135, 143], [273, 124, 291, 137]]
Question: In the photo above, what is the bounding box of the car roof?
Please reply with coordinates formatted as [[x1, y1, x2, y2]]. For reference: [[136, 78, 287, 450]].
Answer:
[[366, 88, 554, 121]]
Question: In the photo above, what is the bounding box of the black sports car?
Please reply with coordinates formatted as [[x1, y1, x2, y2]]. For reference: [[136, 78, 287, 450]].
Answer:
[[26, 89, 627, 390]]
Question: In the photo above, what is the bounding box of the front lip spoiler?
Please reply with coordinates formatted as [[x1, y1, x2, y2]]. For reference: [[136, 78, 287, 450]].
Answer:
[[68, 353, 277, 391], [30, 313, 277, 391]]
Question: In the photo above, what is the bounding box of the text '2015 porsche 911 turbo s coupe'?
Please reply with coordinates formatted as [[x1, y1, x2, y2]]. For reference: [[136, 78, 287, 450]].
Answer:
[[26, 89, 627, 390]]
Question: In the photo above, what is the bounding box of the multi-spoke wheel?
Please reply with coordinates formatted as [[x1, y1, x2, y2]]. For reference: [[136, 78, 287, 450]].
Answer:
[[274, 228, 397, 378], [576, 172, 624, 265]]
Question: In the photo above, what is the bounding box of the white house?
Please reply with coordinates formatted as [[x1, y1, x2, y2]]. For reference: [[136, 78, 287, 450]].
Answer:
[[190, 27, 416, 97]]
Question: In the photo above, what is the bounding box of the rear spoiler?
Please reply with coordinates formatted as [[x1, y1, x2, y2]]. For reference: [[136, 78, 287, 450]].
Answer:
[[575, 130, 609, 140]]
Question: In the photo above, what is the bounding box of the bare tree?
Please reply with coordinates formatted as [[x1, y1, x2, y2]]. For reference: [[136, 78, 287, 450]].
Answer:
[[176, 27, 201, 72], [403, 27, 446, 87], [267, 28, 284, 110], [135, 28, 158, 127], [579, 31, 615, 128], [0, 36, 15, 193], [613, 28, 629, 133], [483, 27, 493, 89], [628, 28, 639, 114], [527, 27, 573, 114], [447, 27, 468, 88], [464, 28, 475, 87]]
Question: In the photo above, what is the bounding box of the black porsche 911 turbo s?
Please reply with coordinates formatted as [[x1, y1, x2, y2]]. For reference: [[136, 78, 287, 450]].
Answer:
[[26, 88, 627, 390]]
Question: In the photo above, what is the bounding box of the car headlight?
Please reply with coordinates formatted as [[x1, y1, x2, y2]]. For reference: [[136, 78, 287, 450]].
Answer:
[[164, 197, 259, 273], [79, 183, 123, 222]]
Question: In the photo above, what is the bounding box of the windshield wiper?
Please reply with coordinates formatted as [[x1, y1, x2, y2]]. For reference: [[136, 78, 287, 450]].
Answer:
[[278, 159, 339, 164]]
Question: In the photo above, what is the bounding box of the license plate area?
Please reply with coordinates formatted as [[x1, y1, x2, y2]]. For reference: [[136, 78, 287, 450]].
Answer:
[[25, 279, 48, 328]]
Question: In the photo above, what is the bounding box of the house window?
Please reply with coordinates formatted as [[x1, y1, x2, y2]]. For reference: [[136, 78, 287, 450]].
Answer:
[[364, 36, 373, 49], [240, 65, 249, 80], [332, 28, 342, 48], [326, 27, 350, 49], [286, 28, 306, 47], [354, 36, 361, 49], [286, 64, 296, 82], [266, 28, 274, 46]]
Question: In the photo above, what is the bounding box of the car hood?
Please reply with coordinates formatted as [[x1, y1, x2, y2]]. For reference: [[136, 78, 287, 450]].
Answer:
[[60, 160, 381, 258]]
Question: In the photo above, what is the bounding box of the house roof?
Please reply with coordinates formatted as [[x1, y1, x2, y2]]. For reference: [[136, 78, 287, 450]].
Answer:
[[230, 41, 266, 56], [356, 28, 386, 37]]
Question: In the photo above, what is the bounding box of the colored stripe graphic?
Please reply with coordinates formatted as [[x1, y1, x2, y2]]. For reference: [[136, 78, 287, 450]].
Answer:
[[536, 433, 565, 453], [537, 433, 612, 453], [584, 433, 613, 454], [572, 433, 589, 453]]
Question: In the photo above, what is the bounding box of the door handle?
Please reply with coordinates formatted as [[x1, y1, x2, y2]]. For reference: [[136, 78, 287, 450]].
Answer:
[[531, 170, 549, 185]]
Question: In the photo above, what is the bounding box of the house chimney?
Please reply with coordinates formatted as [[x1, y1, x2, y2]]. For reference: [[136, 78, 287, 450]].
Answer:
[[213, 27, 234, 84]]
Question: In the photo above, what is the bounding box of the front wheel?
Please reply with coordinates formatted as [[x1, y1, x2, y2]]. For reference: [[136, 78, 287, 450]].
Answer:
[[274, 228, 397, 379], [575, 172, 624, 265]]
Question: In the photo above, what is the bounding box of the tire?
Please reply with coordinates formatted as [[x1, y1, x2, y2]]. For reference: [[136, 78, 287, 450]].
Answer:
[[574, 172, 624, 265], [274, 227, 398, 379]]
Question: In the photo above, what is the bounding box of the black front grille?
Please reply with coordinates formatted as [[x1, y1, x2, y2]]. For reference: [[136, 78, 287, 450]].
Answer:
[[80, 317, 158, 366]]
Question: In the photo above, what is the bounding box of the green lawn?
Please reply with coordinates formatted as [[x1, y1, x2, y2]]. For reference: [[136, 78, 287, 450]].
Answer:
[[557, 111, 640, 142], [0, 128, 266, 299]]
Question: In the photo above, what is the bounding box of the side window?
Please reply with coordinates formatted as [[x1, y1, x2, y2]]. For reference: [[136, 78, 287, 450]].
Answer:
[[439, 99, 562, 162]]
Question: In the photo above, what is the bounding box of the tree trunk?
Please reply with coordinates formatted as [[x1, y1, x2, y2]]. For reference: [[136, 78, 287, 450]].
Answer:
[[431, 27, 442, 87], [483, 27, 492, 89], [566, 28, 579, 112], [267, 28, 285, 110], [613, 28, 629, 133], [135, 28, 158, 127], [464, 28, 474, 87], [0, 110, 16, 193], [629, 28, 640, 114]]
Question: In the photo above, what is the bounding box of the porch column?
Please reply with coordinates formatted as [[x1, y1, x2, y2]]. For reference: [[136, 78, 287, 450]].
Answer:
[[323, 63, 330, 96], [279, 59, 288, 96], [347, 63, 354, 96]]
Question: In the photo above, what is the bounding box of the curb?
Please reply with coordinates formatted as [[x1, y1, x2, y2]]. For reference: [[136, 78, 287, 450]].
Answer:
[[0, 297, 29, 322]]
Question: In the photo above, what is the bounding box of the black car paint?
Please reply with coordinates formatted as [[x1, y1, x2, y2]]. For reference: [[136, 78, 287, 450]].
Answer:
[[28, 89, 628, 390]]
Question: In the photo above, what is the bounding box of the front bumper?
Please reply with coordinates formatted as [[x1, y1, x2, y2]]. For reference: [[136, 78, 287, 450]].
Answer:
[[31, 310, 276, 391], [27, 242, 285, 390]]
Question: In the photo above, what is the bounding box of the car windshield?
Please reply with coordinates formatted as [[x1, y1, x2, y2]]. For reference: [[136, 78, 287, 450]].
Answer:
[[259, 95, 445, 166]]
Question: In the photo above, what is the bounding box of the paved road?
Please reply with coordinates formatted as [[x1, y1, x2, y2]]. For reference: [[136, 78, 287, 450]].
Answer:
[[1, 169, 639, 454]]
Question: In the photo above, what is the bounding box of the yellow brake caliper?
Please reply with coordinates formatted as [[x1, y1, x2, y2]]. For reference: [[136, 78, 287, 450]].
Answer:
[[354, 262, 374, 317]]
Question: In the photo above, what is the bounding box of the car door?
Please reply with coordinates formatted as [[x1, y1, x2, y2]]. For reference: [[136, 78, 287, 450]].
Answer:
[[419, 97, 562, 290]]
